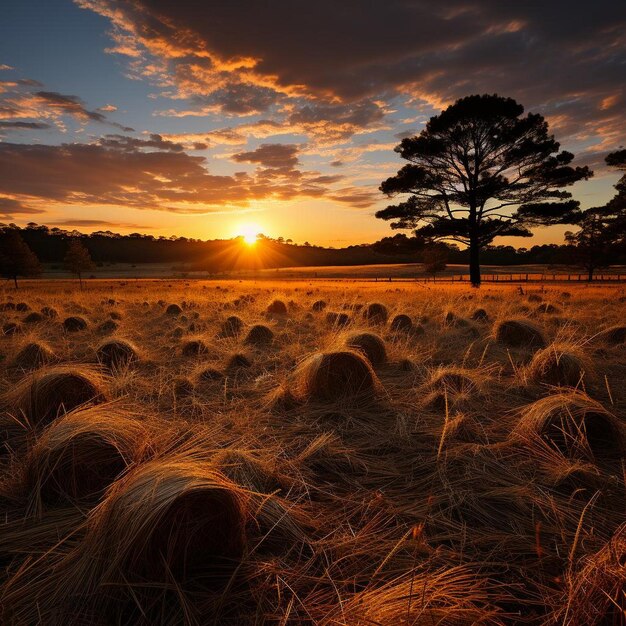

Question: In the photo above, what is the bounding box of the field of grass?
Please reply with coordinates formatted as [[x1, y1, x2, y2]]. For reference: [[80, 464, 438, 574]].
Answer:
[[1, 279, 625, 625]]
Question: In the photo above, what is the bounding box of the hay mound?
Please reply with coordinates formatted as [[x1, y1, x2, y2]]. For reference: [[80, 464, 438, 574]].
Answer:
[[526, 344, 586, 387], [63, 316, 88, 332], [109, 311, 122, 321], [97, 319, 118, 334], [219, 315, 244, 338], [2, 322, 22, 336], [346, 332, 387, 367], [96, 339, 139, 368], [84, 460, 248, 585], [390, 314, 413, 332], [471, 308, 489, 321], [41, 306, 58, 319], [443, 310, 467, 327], [311, 300, 327, 312], [267, 299, 287, 316], [0, 302, 16, 311], [13, 341, 57, 370], [430, 369, 477, 394], [294, 350, 379, 402], [495, 319, 546, 349], [181, 339, 209, 357], [5, 365, 108, 426], [23, 312, 44, 324], [528, 294, 543, 303], [513, 391, 625, 466], [227, 353, 251, 369], [197, 366, 224, 382], [173, 376, 194, 398], [166, 303, 182, 315], [363, 302, 388, 324], [243, 324, 274, 346], [595, 325, 626, 345], [23, 405, 147, 506], [16, 303, 30, 312], [326, 311, 351, 328]]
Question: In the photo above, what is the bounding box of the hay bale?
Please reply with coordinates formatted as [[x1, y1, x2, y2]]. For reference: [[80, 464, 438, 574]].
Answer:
[[96, 339, 139, 369], [23, 405, 148, 506], [4, 365, 108, 426], [513, 391, 625, 466], [390, 314, 413, 332], [13, 341, 57, 370], [181, 339, 209, 357], [266, 299, 287, 316], [311, 300, 327, 312], [595, 325, 626, 345], [83, 460, 248, 585], [2, 322, 22, 336], [165, 303, 182, 316], [326, 311, 351, 328], [443, 310, 467, 327], [0, 302, 16, 311], [63, 316, 88, 332], [97, 319, 118, 334], [528, 294, 543, 303], [197, 366, 224, 382], [535, 302, 560, 314], [363, 303, 388, 324], [173, 376, 194, 398], [109, 311, 122, 321], [495, 319, 546, 349], [23, 312, 44, 324], [471, 308, 489, 322], [16, 303, 30, 312], [526, 344, 586, 387], [346, 332, 387, 367], [294, 350, 379, 402], [41, 306, 58, 319], [227, 353, 251, 369], [219, 315, 244, 338], [243, 324, 274, 346]]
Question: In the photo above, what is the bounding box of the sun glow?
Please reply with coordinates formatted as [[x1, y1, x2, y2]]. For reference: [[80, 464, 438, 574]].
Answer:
[[237, 223, 261, 245]]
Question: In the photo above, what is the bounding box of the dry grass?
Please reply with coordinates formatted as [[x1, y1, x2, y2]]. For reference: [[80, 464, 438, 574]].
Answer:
[[0, 279, 625, 625]]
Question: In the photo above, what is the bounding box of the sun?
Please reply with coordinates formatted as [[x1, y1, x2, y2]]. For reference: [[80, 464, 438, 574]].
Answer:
[[237, 223, 261, 246]]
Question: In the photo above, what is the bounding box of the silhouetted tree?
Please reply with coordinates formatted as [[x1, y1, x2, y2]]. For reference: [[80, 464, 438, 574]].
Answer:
[[0, 229, 42, 288], [377, 94, 592, 286], [423, 245, 448, 279], [564, 209, 612, 281], [63, 238, 95, 288]]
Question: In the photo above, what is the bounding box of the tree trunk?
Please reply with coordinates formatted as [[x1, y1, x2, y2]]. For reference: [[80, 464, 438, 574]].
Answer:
[[587, 265, 594, 282], [469, 237, 481, 287], [78, 272, 83, 289], [13, 275, 18, 289]]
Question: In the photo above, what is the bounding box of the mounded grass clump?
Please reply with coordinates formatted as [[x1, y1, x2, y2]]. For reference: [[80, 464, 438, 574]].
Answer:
[[219, 315, 244, 338], [197, 366, 224, 382], [311, 300, 327, 312], [513, 391, 625, 466], [165, 303, 182, 315], [535, 302, 560, 315], [346, 332, 387, 367], [23, 405, 148, 506], [23, 312, 44, 324], [97, 319, 118, 334], [63, 316, 88, 332], [12, 341, 57, 370], [4, 365, 108, 426], [594, 325, 626, 345], [495, 319, 546, 349], [266, 299, 288, 316], [326, 311, 351, 328], [0, 302, 16, 311], [243, 324, 274, 347], [471, 308, 489, 321], [181, 338, 209, 357], [82, 460, 248, 585], [15, 303, 30, 312], [526, 344, 586, 387], [41, 306, 58, 319], [2, 322, 22, 336], [226, 352, 252, 369], [443, 310, 467, 327], [96, 339, 139, 369], [363, 302, 388, 324], [293, 350, 380, 402], [390, 314, 412, 332]]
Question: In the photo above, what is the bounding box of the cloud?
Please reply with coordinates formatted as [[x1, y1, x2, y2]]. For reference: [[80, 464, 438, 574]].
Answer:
[[48, 219, 153, 229], [0, 197, 46, 221], [232, 143, 299, 168], [76, 0, 626, 156], [0, 120, 51, 130]]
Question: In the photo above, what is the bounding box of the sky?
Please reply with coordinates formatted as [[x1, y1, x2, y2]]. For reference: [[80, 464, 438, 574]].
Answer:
[[0, 0, 624, 247]]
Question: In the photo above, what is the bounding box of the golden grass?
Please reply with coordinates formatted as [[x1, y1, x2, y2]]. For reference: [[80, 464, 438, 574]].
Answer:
[[0, 279, 625, 624]]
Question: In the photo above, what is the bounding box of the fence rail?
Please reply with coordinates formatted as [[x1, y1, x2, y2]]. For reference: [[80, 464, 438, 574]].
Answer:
[[366, 273, 626, 283]]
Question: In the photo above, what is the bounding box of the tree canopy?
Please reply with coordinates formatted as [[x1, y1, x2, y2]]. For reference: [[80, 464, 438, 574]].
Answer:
[[377, 94, 592, 285], [0, 230, 42, 288]]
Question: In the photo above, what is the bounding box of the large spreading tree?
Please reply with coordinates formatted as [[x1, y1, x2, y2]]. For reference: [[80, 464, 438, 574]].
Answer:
[[376, 94, 592, 286], [0, 229, 42, 288]]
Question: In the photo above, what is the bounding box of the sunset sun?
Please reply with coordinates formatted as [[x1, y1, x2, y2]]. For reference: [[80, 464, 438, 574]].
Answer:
[[237, 224, 261, 245]]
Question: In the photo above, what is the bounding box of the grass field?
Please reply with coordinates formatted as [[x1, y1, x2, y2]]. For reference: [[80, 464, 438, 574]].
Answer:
[[1, 279, 625, 625]]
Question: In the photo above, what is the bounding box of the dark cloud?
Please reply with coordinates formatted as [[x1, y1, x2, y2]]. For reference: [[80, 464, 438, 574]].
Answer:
[[79, 0, 626, 151], [232, 143, 300, 168], [49, 219, 153, 229], [0, 197, 46, 221], [98, 133, 185, 152], [0, 121, 51, 130]]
